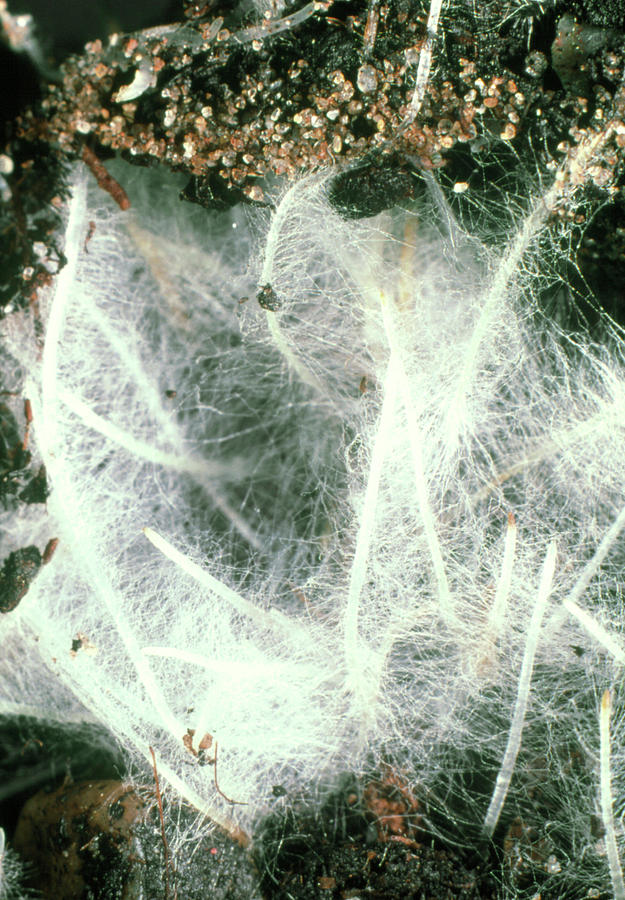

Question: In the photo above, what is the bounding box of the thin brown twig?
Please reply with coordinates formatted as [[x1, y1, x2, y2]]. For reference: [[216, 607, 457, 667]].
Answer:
[[21, 398, 32, 451], [213, 742, 248, 806], [149, 745, 175, 900], [82, 145, 131, 210]]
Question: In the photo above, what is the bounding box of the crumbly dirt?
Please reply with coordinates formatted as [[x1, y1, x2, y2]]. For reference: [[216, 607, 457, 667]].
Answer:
[[2, 1, 625, 317]]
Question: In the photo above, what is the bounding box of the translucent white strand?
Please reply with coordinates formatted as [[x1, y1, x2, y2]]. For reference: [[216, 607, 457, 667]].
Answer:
[[343, 357, 398, 708], [34, 170, 184, 745], [565, 502, 625, 611], [39, 172, 88, 453], [563, 599, 625, 664], [562, 503, 625, 663], [487, 512, 517, 640], [259, 179, 327, 393], [142, 527, 307, 641], [60, 388, 242, 480], [378, 290, 454, 625], [600, 689, 625, 900], [483, 540, 556, 837], [142, 645, 292, 678]]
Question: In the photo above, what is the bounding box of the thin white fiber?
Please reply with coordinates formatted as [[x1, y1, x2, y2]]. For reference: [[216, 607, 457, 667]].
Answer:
[[1, 149, 625, 900]]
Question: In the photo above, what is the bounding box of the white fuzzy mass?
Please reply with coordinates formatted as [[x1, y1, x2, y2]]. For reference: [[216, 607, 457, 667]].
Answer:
[[2, 155, 625, 896]]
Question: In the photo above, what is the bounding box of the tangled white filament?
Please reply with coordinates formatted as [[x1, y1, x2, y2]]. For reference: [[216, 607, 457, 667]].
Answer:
[[1, 147, 625, 897]]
